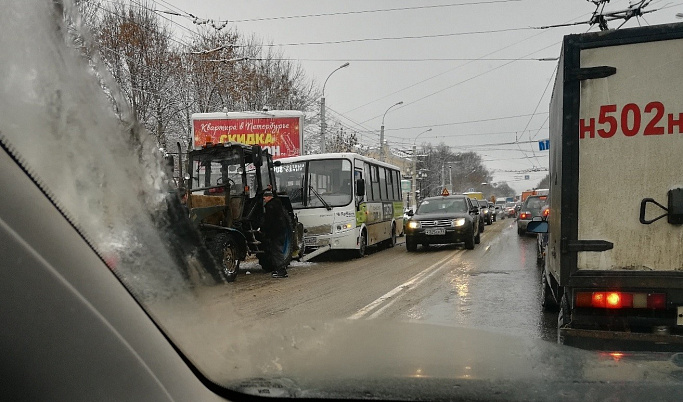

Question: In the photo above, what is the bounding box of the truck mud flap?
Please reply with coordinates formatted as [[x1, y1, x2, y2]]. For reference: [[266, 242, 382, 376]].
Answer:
[[560, 327, 683, 352]]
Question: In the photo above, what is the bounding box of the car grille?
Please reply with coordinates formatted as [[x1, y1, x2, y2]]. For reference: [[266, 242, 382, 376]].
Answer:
[[419, 219, 451, 228]]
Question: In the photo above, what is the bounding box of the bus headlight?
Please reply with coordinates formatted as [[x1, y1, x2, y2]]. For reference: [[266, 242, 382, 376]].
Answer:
[[335, 222, 355, 233], [407, 221, 420, 229], [452, 218, 466, 227]]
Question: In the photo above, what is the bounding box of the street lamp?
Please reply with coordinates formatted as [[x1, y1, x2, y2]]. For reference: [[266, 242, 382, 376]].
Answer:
[[411, 128, 431, 209], [379, 101, 403, 161], [320, 62, 350, 153]]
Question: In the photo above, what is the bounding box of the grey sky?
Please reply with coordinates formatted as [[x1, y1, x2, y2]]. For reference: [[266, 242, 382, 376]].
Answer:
[[153, 0, 682, 193]]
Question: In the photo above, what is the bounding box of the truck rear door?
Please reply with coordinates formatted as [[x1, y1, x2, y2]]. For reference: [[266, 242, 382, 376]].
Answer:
[[575, 28, 683, 274]]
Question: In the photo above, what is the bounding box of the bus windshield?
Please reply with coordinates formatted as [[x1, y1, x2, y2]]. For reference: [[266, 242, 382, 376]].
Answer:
[[277, 158, 353, 208]]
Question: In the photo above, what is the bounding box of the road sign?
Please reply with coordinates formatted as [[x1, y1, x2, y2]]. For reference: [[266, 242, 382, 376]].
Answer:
[[401, 179, 411, 192], [538, 139, 550, 151]]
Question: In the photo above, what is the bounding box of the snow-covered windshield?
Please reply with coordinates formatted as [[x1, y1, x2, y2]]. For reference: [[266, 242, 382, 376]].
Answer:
[[4, 1, 683, 400]]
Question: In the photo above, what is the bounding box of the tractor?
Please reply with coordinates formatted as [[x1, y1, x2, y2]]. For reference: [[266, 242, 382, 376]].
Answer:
[[181, 142, 303, 282]]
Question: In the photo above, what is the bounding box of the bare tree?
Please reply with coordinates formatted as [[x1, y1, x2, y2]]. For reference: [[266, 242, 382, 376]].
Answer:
[[94, 0, 183, 147]]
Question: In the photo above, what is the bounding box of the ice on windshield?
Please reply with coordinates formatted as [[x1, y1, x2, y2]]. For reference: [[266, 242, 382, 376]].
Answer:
[[6, 1, 683, 399]]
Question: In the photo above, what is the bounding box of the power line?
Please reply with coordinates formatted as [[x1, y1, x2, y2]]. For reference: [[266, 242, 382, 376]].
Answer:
[[185, 0, 523, 24], [343, 9, 591, 118], [248, 57, 556, 62], [358, 41, 561, 125], [382, 112, 549, 132], [263, 27, 533, 47]]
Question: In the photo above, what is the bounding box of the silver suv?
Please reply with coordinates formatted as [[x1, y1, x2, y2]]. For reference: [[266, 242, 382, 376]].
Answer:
[[517, 195, 548, 235]]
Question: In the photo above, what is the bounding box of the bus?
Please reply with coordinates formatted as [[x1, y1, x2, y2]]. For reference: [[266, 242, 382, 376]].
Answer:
[[275, 153, 404, 258]]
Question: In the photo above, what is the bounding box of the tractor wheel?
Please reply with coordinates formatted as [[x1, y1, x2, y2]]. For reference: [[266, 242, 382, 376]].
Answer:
[[258, 204, 294, 272], [211, 233, 240, 283]]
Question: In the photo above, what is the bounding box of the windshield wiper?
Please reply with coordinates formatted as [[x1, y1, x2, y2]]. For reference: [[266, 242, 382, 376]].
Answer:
[[309, 185, 332, 210]]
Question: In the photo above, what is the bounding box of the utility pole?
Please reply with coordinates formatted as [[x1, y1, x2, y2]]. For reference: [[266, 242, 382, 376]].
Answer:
[[412, 144, 417, 209], [321, 62, 349, 153], [379, 101, 403, 161]]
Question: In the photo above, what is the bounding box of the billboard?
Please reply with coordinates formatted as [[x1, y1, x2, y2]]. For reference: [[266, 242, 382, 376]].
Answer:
[[191, 110, 304, 159]]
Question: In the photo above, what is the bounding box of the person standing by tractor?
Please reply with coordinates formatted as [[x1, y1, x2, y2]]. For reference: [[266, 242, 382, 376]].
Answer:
[[261, 190, 290, 278]]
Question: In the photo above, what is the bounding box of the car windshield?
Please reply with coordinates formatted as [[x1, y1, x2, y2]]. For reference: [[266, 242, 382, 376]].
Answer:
[[4, 1, 683, 401], [417, 198, 468, 214], [524, 197, 547, 211], [276, 159, 353, 208]]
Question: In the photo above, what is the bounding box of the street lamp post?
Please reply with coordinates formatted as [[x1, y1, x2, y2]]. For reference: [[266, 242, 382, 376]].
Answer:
[[411, 128, 431, 209], [320, 62, 350, 153], [379, 101, 403, 161]]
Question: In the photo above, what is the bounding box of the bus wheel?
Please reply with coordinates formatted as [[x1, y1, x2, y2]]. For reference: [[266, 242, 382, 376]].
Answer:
[[387, 224, 396, 248], [356, 229, 367, 258]]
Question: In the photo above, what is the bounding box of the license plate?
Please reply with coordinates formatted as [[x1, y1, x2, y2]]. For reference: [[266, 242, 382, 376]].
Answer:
[[304, 237, 317, 246], [425, 228, 446, 235]]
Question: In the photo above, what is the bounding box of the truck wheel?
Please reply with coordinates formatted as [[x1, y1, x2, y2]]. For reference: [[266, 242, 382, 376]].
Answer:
[[406, 236, 417, 252], [356, 229, 367, 258], [557, 291, 570, 344], [465, 229, 475, 250], [258, 204, 294, 272], [541, 269, 558, 312], [211, 233, 240, 283], [517, 227, 524, 236]]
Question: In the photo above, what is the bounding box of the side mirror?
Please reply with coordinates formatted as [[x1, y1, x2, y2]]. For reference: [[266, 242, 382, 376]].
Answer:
[[407, 210, 414, 216], [526, 221, 549, 234], [355, 178, 365, 197], [252, 145, 263, 167], [471, 206, 479, 214]]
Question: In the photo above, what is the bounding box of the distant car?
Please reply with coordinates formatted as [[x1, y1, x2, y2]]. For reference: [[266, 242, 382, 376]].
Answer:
[[477, 199, 493, 225], [535, 204, 550, 266], [488, 202, 497, 222], [405, 195, 480, 251], [494, 200, 506, 220], [505, 202, 517, 218], [517, 195, 548, 235]]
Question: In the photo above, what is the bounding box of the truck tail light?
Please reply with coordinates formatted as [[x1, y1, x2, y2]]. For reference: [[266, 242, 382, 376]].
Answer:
[[520, 212, 530, 219], [542, 208, 550, 217], [575, 291, 666, 310]]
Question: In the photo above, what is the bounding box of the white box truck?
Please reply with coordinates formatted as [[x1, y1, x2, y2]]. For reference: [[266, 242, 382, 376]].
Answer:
[[531, 23, 683, 350]]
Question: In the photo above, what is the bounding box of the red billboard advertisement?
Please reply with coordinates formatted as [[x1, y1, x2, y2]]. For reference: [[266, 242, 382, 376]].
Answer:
[[191, 111, 304, 159]]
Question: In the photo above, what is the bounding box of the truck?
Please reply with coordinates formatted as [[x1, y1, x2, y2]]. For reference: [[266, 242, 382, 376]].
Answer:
[[462, 191, 484, 200], [529, 23, 683, 350], [521, 190, 535, 202]]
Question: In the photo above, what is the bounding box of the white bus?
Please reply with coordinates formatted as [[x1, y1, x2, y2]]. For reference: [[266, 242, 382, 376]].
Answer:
[[275, 153, 404, 258]]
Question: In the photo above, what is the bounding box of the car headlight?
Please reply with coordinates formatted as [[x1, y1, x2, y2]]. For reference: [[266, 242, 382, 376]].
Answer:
[[407, 221, 420, 229], [452, 218, 466, 227]]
